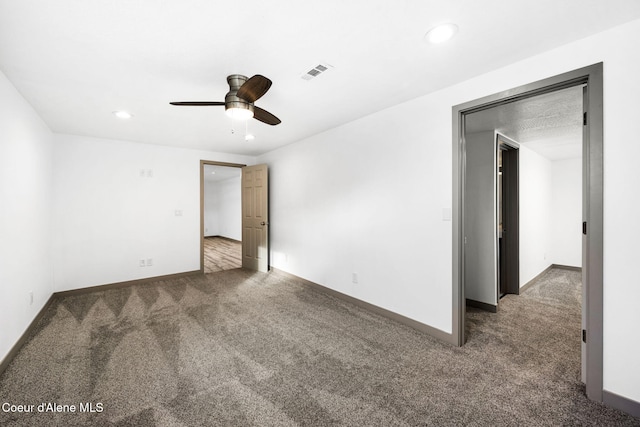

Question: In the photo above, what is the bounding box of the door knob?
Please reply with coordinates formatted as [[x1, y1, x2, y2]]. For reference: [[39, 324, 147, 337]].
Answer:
[[260, 221, 268, 226]]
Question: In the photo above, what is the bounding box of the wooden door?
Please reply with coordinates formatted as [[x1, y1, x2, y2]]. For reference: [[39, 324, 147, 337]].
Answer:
[[242, 164, 269, 272]]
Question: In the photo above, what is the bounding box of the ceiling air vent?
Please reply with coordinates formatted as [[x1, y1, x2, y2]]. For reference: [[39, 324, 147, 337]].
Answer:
[[301, 63, 332, 81]]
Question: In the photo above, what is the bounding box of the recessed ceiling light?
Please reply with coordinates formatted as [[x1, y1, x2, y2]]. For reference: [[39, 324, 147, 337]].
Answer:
[[245, 134, 255, 141], [424, 23, 458, 44], [113, 111, 133, 119]]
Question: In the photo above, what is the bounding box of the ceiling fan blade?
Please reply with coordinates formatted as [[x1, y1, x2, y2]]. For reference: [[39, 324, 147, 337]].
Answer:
[[169, 101, 225, 106], [253, 106, 281, 125], [236, 75, 272, 103]]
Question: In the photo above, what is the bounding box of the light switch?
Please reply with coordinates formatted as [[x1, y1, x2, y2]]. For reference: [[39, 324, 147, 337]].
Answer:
[[442, 207, 452, 221]]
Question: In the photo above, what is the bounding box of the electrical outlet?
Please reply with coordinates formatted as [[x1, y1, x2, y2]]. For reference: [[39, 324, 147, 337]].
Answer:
[[139, 259, 146, 267], [352, 273, 358, 284], [146, 258, 153, 267], [29, 291, 33, 305]]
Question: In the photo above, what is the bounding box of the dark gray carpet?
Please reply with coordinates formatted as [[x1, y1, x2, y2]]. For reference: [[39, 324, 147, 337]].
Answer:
[[1, 268, 638, 426]]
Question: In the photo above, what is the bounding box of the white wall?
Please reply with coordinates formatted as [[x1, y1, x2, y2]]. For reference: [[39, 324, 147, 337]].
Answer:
[[52, 134, 254, 291], [204, 181, 220, 237], [259, 19, 640, 403], [551, 157, 582, 267], [0, 70, 54, 363], [519, 148, 582, 285], [259, 98, 453, 333], [204, 175, 241, 240], [464, 131, 497, 306], [519, 145, 553, 286]]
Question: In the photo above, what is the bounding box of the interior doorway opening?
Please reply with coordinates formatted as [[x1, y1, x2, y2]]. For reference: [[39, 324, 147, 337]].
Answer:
[[463, 87, 583, 310], [452, 63, 603, 402], [200, 160, 245, 273], [498, 136, 519, 299]]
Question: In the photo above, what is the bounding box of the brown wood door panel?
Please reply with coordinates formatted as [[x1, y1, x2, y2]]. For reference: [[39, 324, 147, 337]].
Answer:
[[242, 164, 269, 272]]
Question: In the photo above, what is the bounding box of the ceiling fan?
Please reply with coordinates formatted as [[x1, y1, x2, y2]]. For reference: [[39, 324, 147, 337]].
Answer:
[[170, 74, 281, 125]]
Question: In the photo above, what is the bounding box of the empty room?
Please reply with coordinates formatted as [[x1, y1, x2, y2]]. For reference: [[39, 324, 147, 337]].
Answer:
[[1, 1, 640, 425]]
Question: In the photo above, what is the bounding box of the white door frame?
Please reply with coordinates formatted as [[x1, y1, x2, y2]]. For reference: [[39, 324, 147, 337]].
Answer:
[[451, 63, 603, 402]]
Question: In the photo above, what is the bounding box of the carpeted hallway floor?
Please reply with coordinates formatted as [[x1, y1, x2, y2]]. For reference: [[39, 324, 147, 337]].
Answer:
[[0, 268, 638, 426]]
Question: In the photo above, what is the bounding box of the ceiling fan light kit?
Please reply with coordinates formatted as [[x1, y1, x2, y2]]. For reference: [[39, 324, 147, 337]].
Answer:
[[170, 74, 281, 126], [225, 103, 254, 120]]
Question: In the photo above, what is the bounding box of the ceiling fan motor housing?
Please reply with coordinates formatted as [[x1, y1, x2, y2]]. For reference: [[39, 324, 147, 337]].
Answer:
[[225, 74, 254, 115]]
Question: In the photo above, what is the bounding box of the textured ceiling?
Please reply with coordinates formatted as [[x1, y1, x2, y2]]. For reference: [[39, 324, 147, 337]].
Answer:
[[1, 1, 639, 156], [465, 85, 584, 160]]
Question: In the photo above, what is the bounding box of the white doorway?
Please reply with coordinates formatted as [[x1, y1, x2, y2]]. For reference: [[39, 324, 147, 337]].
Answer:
[[200, 161, 244, 273]]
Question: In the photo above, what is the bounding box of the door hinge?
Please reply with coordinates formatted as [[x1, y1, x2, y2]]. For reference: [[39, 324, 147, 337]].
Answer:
[[583, 112, 587, 126], [583, 221, 587, 235], [582, 329, 587, 343]]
